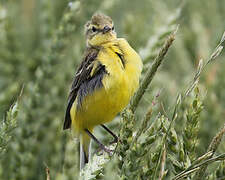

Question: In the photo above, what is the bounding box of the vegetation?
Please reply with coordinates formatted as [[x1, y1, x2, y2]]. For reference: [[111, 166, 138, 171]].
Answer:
[[0, 0, 224, 179]]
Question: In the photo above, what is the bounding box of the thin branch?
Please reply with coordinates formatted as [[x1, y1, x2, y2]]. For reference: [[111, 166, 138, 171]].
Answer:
[[174, 167, 201, 180], [183, 30, 225, 100], [159, 144, 167, 180], [44, 163, 51, 180], [173, 153, 225, 180], [194, 123, 225, 179], [129, 26, 179, 112], [46, 167, 50, 180]]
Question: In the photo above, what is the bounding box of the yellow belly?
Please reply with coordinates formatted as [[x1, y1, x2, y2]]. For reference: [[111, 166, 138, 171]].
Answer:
[[70, 38, 142, 134], [75, 77, 129, 129]]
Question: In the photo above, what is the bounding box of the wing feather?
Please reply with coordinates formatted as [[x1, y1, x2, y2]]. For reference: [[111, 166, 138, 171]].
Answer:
[[63, 48, 102, 130]]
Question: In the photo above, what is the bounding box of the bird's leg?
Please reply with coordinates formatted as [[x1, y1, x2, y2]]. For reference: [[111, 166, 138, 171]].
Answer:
[[100, 124, 119, 144], [84, 129, 112, 154]]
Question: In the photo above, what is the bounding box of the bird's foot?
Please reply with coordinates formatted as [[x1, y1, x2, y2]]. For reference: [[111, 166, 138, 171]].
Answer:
[[96, 145, 113, 156], [109, 137, 121, 145]]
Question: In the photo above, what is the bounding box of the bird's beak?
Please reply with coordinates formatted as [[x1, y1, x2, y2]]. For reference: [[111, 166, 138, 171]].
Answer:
[[103, 25, 111, 34]]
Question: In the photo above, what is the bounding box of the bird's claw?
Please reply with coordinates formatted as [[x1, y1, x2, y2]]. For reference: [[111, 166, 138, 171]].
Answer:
[[96, 145, 113, 156]]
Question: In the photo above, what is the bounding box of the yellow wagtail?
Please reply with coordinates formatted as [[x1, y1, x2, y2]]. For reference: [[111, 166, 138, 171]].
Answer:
[[63, 13, 143, 169]]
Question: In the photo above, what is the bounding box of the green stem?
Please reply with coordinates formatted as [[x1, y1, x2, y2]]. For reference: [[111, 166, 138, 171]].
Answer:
[[129, 27, 178, 113]]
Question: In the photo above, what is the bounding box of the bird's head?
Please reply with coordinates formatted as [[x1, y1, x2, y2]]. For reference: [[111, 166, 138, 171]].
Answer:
[[85, 13, 117, 47]]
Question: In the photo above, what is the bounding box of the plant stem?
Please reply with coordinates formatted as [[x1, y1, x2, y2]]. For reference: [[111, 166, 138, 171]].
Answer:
[[129, 26, 178, 113]]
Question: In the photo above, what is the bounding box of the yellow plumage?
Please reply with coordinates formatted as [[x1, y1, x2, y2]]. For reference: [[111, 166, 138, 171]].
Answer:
[[70, 39, 142, 133], [64, 13, 142, 170]]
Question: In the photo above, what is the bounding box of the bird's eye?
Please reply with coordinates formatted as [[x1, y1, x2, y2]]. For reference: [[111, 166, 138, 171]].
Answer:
[[112, 26, 115, 31], [92, 27, 97, 32]]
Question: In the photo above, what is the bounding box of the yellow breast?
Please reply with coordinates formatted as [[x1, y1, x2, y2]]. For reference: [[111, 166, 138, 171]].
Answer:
[[71, 38, 142, 133]]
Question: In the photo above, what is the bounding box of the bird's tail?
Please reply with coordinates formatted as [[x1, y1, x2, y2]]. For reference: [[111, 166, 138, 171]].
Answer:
[[80, 131, 91, 170]]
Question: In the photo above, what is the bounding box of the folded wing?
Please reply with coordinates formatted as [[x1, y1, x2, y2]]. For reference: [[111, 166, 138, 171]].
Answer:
[[63, 48, 107, 130]]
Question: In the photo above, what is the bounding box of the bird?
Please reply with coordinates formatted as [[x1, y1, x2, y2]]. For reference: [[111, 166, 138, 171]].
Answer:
[[63, 13, 143, 170]]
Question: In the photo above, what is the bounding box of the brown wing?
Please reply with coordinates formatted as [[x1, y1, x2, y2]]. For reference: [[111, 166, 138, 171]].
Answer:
[[63, 48, 106, 130]]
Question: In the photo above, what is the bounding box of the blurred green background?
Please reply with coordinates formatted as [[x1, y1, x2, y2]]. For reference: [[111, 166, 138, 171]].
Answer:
[[0, 0, 224, 179]]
